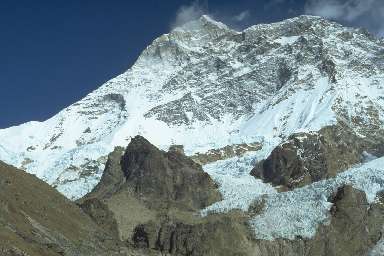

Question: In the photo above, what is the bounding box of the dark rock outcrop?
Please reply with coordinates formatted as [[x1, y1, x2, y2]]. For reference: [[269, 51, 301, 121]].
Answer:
[[251, 125, 372, 188], [103, 93, 126, 110], [121, 136, 221, 210], [86, 136, 221, 211], [316, 185, 382, 255], [168, 145, 185, 155], [144, 93, 211, 125], [277, 62, 293, 90], [80, 136, 223, 253], [319, 58, 337, 82], [131, 213, 255, 256], [82, 146, 126, 200]]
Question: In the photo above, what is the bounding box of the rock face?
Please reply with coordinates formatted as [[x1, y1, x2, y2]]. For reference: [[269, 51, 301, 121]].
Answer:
[[320, 186, 382, 255], [85, 135, 221, 211], [121, 136, 221, 210], [131, 214, 256, 256], [251, 125, 381, 188], [83, 146, 126, 199], [0, 161, 140, 256]]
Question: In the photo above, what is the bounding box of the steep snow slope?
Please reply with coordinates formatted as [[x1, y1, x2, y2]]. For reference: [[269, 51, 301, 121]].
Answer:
[[1, 15, 384, 199]]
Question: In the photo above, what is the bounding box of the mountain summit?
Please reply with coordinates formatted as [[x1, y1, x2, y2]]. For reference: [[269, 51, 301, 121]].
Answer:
[[0, 15, 383, 201]]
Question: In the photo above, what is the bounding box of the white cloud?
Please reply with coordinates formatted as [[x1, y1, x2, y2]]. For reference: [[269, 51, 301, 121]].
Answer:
[[305, 0, 344, 19], [232, 10, 251, 22], [171, 1, 206, 28], [305, 0, 384, 36], [171, 3, 251, 31], [305, 0, 375, 21]]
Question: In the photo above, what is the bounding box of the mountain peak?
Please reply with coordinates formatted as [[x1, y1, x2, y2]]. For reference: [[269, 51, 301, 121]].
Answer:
[[138, 15, 234, 64], [175, 14, 230, 32], [1, 14, 383, 201], [199, 14, 229, 29]]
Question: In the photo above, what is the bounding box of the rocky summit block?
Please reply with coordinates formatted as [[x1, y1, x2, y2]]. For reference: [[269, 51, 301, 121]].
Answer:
[[85, 135, 221, 211], [121, 136, 222, 210]]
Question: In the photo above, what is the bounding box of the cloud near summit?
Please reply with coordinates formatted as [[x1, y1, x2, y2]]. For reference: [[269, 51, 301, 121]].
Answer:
[[171, 1, 206, 28], [232, 10, 251, 22], [171, 1, 252, 31], [171, 0, 383, 37], [304, 0, 384, 37]]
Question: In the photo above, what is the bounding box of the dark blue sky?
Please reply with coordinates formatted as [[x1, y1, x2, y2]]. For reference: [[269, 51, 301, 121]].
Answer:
[[0, 0, 379, 128]]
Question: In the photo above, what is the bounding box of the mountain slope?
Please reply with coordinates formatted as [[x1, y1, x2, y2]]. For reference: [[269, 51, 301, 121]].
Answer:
[[1, 15, 384, 200], [0, 160, 143, 256]]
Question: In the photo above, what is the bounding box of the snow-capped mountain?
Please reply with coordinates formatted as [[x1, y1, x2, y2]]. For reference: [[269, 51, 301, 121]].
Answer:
[[1, 15, 383, 199]]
